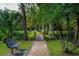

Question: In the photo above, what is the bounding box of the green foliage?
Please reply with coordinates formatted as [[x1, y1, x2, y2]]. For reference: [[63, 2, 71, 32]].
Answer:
[[28, 31, 34, 41], [0, 8, 21, 40]]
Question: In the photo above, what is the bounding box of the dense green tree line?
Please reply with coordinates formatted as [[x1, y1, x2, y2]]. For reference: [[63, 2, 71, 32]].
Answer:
[[1, 3, 79, 53]]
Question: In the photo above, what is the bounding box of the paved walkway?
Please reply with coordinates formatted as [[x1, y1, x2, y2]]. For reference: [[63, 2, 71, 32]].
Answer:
[[28, 41, 50, 56]]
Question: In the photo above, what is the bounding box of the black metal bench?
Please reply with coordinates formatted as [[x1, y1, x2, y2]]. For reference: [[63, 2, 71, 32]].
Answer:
[[4, 38, 21, 54]]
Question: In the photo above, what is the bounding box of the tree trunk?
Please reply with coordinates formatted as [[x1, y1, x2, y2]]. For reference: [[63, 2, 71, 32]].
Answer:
[[34, 24, 37, 40], [56, 23, 66, 50], [76, 15, 79, 42], [48, 24, 51, 40], [20, 3, 28, 40], [66, 16, 69, 48], [74, 20, 77, 43], [49, 24, 51, 32], [42, 23, 44, 40], [52, 24, 54, 39]]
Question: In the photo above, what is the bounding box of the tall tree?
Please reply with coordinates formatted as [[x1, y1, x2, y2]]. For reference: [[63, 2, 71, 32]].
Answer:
[[19, 3, 28, 40]]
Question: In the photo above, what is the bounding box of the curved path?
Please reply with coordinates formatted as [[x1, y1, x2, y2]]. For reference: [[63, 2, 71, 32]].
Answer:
[[28, 41, 50, 56]]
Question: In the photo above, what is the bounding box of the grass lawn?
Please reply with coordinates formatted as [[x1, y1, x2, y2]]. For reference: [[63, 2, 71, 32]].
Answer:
[[47, 40, 79, 56], [0, 41, 32, 56], [47, 40, 65, 56]]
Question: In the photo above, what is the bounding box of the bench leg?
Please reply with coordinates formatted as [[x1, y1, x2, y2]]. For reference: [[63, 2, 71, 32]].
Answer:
[[11, 49, 14, 54], [15, 47, 18, 50]]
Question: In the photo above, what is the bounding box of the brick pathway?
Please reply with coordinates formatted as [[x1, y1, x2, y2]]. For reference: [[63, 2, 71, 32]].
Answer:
[[28, 41, 50, 56]]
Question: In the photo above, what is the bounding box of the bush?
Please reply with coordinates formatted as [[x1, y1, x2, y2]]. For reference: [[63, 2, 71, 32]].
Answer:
[[28, 31, 34, 41], [13, 31, 35, 41], [13, 31, 24, 40], [44, 35, 52, 41]]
